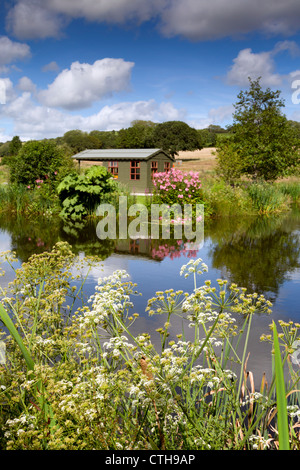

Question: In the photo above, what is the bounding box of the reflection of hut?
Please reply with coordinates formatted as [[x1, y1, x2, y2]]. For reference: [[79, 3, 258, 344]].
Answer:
[[116, 238, 152, 257], [72, 148, 175, 194]]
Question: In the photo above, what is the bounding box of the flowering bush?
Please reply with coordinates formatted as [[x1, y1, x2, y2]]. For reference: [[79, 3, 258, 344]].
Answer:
[[152, 168, 203, 207]]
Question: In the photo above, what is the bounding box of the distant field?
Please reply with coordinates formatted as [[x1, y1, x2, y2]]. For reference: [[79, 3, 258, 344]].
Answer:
[[174, 147, 217, 174]]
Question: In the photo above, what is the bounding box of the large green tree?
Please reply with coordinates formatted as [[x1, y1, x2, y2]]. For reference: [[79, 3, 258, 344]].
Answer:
[[216, 78, 300, 181], [152, 120, 202, 156]]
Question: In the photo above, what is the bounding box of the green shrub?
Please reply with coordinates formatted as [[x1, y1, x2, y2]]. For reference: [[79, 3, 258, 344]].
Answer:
[[57, 165, 119, 221], [8, 140, 75, 188]]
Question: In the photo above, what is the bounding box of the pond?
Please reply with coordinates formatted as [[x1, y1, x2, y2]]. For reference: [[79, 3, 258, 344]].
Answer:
[[0, 206, 300, 384]]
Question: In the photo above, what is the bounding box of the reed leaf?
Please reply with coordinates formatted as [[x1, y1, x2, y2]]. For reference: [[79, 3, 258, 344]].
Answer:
[[273, 321, 290, 450], [0, 301, 57, 438]]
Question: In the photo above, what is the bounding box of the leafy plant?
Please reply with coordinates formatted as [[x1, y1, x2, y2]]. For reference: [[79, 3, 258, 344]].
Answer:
[[57, 165, 119, 220]]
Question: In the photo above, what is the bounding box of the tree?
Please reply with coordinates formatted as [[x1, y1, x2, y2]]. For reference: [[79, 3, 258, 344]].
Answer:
[[62, 130, 102, 153], [152, 121, 202, 156], [9, 140, 74, 187], [8, 136, 22, 156], [115, 121, 156, 149], [216, 78, 300, 181]]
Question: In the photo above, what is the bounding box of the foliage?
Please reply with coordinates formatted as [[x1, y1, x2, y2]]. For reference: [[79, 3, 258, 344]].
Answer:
[[216, 78, 300, 181], [151, 121, 202, 156], [215, 138, 244, 184], [57, 165, 119, 221], [0, 245, 300, 450], [116, 121, 156, 149], [8, 140, 74, 187], [202, 178, 251, 217], [246, 182, 288, 215], [61, 129, 102, 153], [276, 181, 300, 203], [198, 125, 229, 148], [8, 136, 22, 156], [0, 183, 60, 217]]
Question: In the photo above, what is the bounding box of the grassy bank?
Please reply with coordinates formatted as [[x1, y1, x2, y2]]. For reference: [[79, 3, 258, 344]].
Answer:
[[0, 183, 60, 217], [0, 160, 299, 219], [0, 243, 299, 450]]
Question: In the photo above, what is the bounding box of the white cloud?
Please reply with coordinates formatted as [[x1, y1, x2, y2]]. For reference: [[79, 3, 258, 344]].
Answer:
[[226, 48, 282, 87], [158, 0, 300, 40], [0, 36, 31, 66], [1, 85, 185, 140], [38, 59, 135, 110], [6, 1, 66, 39], [7, 0, 300, 41], [83, 100, 184, 131], [48, 0, 162, 24], [17, 76, 36, 93], [226, 41, 300, 87]]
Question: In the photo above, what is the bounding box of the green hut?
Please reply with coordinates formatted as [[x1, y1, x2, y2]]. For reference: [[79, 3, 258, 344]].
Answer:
[[72, 148, 175, 194]]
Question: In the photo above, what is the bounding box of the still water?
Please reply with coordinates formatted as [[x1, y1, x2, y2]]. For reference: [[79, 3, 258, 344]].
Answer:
[[0, 207, 300, 382]]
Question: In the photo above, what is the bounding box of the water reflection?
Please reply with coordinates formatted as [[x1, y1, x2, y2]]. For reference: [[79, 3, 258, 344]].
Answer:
[[0, 208, 300, 305], [206, 208, 300, 303]]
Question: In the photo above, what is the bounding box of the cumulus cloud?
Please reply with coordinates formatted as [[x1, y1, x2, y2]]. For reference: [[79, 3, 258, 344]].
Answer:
[[226, 48, 282, 87], [158, 0, 300, 40], [38, 59, 135, 110], [6, 1, 66, 39], [1, 84, 185, 140], [7, 0, 300, 41], [226, 41, 300, 87], [0, 36, 31, 67], [17, 76, 36, 93]]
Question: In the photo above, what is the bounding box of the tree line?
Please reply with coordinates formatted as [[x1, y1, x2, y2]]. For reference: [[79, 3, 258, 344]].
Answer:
[[0, 120, 230, 160], [1, 77, 300, 182]]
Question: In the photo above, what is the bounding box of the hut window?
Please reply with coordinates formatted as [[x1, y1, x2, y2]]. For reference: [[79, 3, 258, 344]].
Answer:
[[130, 161, 140, 180], [108, 161, 118, 177], [164, 162, 171, 172], [151, 161, 158, 176]]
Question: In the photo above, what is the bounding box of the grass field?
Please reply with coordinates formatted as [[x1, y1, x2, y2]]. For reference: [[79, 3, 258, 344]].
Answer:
[[174, 148, 217, 175]]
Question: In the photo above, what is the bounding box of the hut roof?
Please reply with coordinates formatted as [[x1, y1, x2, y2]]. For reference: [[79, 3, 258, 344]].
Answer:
[[71, 148, 175, 161]]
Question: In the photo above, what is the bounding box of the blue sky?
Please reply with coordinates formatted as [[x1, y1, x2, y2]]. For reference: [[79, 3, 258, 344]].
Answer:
[[1, 0, 300, 142]]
